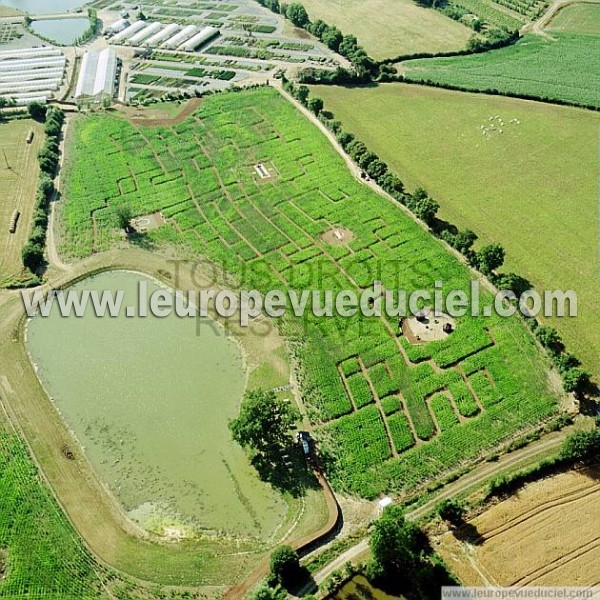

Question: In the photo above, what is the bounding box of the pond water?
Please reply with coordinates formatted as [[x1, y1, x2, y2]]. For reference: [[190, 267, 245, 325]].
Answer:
[[327, 575, 405, 600], [26, 270, 286, 540], [0, 0, 86, 13], [31, 18, 90, 44]]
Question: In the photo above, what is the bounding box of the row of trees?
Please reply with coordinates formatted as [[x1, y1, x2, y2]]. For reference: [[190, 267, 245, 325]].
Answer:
[[255, 0, 378, 79], [282, 79, 593, 397], [21, 104, 65, 275]]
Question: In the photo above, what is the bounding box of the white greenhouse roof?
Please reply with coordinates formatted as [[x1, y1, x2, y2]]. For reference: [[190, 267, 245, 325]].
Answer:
[[75, 48, 117, 99]]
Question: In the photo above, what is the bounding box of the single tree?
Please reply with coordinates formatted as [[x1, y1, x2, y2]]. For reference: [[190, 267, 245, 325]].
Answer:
[[22, 242, 44, 272], [229, 389, 295, 457], [560, 430, 600, 461], [295, 85, 309, 104], [250, 582, 285, 600], [114, 203, 133, 230], [285, 3, 309, 27], [562, 368, 590, 395], [369, 505, 423, 580], [414, 196, 439, 226], [437, 498, 466, 526], [269, 545, 301, 588], [27, 101, 47, 122], [475, 243, 505, 275], [535, 326, 562, 354], [307, 97, 324, 116]]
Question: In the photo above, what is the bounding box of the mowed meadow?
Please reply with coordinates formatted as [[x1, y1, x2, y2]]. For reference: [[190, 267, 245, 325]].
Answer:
[[59, 87, 559, 498], [286, 0, 472, 59], [313, 83, 599, 374], [0, 119, 44, 286]]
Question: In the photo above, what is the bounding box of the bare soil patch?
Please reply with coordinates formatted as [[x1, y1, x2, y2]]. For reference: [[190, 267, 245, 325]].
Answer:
[[320, 227, 355, 246], [131, 212, 165, 233], [403, 313, 455, 344], [119, 98, 203, 127]]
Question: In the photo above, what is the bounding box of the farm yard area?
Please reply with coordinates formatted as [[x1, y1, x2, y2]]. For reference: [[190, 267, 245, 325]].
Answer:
[[0, 118, 44, 287], [85, 0, 339, 103], [312, 83, 600, 374], [59, 86, 560, 499], [435, 466, 600, 585]]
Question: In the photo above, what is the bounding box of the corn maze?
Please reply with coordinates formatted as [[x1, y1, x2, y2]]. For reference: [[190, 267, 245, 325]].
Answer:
[[61, 87, 558, 498]]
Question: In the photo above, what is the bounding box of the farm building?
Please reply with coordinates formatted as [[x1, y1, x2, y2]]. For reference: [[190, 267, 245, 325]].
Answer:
[[180, 26, 219, 52], [74, 48, 119, 104]]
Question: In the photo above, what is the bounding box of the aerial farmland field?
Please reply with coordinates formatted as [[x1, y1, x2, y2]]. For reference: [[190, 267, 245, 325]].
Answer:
[[312, 83, 600, 374], [56, 86, 560, 503], [0, 119, 44, 287], [400, 32, 600, 108], [436, 466, 600, 585], [284, 0, 473, 59], [546, 2, 600, 35]]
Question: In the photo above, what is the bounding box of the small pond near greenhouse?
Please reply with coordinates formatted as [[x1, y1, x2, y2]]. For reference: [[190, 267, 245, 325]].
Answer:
[[26, 270, 286, 540], [31, 18, 90, 44], [0, 0, 87, 14]]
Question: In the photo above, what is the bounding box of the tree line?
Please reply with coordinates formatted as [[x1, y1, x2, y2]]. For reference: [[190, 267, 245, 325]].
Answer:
[[20, 103, 65, 279], [281, 78, 593, 397]]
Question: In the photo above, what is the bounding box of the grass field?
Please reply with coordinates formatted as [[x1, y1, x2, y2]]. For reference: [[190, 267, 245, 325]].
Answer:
[[58, 86, 560, 500], [400, 33, 600, 108], [286, 0, 473, 59], [312, 83, 600, 374], [436, 466, 600, 585], [547, 2, 600, 34], [0, 119, 44, 287]]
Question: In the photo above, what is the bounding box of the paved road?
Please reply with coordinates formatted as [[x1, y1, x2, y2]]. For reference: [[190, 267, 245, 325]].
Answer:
[[294, 430, 566, 596]]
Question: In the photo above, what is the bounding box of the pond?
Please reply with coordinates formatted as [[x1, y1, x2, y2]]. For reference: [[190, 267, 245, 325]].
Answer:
[[328, 575, 406, 600], [26, 270, 287, 540], [31, 17, 90, 45], [0, 0, 87, 14]]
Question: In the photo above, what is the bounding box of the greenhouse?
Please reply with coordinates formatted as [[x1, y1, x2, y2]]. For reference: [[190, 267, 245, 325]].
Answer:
[[126, 22, 164, 46], [180, 26, 219, 52], [0, 92, 50, 105], [0, 79, 61, 92], [144, 23, 179, 48], [0, 57, 66, 73], [0, 69, 65, 82], [161, 25, 197, 49], [0, 47, 62, 61], [111, 20, 147, 43], [75, 48, 118, 103]]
